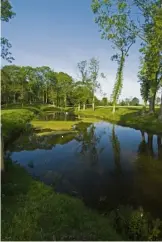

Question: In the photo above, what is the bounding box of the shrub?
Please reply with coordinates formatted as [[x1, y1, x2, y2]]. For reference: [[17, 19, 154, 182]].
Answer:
[[108, 205, 162, 240]]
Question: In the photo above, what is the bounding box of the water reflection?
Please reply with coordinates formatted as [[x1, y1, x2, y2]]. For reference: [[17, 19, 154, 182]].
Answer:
[[110, 125, 122, 174], [9, 121, 162, 218], [157, 136, 162, 160], [38, 111, 78, 121], [9, 131, 76, 151], [138, 131, 162, 160], [75, 123, 105, 165]]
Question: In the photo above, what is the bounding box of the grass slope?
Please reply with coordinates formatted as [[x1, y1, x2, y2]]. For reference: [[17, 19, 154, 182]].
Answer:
[[1, 163, 121, 241], [76, 107, 162, 134], [1, 109, 34, 145]]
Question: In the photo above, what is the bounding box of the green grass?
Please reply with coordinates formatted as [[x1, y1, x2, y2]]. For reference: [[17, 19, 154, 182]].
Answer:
[[1, 162, 121, 241], [31, 117, 101, 135], [76, 107, 162, 134], [1, 103, 72, 113]]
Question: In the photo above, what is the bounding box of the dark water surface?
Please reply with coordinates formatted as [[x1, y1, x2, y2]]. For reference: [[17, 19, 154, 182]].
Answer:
[[37, 111, 78, 121], [9, 117, 162, 218]]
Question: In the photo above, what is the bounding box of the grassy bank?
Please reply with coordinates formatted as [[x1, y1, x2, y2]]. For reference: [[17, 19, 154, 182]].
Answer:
[[76, 107, 162, 134], [1, 109, 34, 146], [1, 162, 121, 241]]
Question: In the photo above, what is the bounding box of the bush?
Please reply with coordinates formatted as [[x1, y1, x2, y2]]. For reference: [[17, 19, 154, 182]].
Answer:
[[108, 205, 162, 240]]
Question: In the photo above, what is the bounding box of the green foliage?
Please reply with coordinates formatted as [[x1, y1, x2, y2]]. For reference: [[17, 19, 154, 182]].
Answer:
[[108, 205, 162, 240], [1, 0, 15, 22], [137, 1, 162, 112], [1, 0, 15, 62], [1, 65, 74, 107], [111, 54, 124, 108], [1, 109, 34, 145], [91, 0, 137, 111], [130, 97, 140, 106]]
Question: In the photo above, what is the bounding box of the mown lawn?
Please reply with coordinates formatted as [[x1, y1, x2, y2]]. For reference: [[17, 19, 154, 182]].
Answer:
[[31, 117, 100, 135]]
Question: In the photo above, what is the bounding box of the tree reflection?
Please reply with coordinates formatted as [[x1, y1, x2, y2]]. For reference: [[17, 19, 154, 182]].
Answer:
[[138, 131, 148, 155], [157, 136, 162, 160], [10, 132, 76, 151], [138, 131, 162, 160], [75, 123, 104, 165], [148, 134, 154, 157], [110, 125, 122, 174]]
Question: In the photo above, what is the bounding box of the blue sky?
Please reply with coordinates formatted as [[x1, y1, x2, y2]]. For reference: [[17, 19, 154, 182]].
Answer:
[[2, 0, 142, 101]]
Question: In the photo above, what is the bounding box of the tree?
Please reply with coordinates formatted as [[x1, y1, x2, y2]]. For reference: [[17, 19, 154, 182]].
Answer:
[[101, 97, 108, 106], [1, 0, 15, 62], [55, 72, 73, 107], [138, 60, 150, 109], [156, 96, 161, 105], [110, 125, 121, 174], [136, 1, 162, 113], [77, 60, 90, 110], [130, 97, 140, 106], [1, 0, 15, 172], [91, 0, 137, 113], [72, 82, 91, 111], [77, 58, 104, 111], [89, 57, 103, 111]]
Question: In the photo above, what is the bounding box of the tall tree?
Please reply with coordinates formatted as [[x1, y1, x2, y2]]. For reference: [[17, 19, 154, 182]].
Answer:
[[1, 0, 15, 172], [89, 57, 101, 111], [136, 0, 162, 113], [91, 0, 137, 113]]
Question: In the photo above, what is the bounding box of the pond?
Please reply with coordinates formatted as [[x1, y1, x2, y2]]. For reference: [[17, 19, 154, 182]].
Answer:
[[8, 117, 162, 218]]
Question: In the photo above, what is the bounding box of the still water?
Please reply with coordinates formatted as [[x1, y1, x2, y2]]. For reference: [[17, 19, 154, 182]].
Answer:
[[8, 116, 162, 218]]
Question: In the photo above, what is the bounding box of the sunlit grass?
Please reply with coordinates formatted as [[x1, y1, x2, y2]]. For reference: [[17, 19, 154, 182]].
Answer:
[[31, 117, 101, 134], [76, 107, 162, 134]]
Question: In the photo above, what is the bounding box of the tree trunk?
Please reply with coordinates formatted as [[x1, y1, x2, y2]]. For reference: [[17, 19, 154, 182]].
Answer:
[[157, 136, 162, 160], [64, 94, 66, 108], [112, 104, 116, 114], [78, 103, 81, 111], [141, 131, 145, 142], [149, 92, 156, 113], [92, 96, 95, 111], [13, 93, 16, 104], [1, 133, 4, 172], [112, 52, 125, 113], [148, 134, 154, 157], [42, 93, 44, 104], [83, 103, 86, 110], [46, 90, 48, 104], [57, 93, 58, 107], [144, 100, 147, 110], [158, 88, 162, 120]]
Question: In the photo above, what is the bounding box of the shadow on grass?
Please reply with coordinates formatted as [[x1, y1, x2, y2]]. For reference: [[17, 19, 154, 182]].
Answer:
[[118, 109, 162, 135], [1, 161, 121, 241], [34, 128, 54, 134]]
